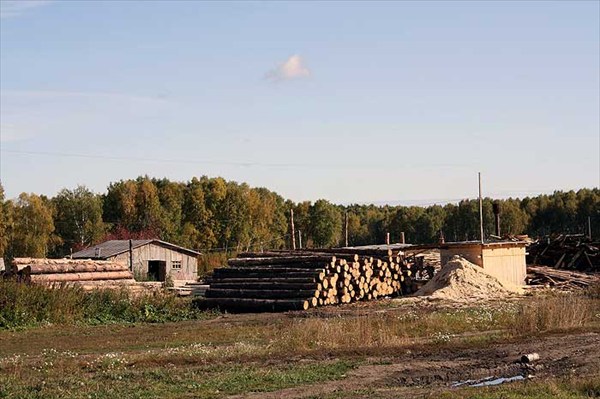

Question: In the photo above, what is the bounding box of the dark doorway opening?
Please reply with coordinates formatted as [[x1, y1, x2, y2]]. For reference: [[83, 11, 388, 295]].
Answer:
[[147, 260, 167, 281]]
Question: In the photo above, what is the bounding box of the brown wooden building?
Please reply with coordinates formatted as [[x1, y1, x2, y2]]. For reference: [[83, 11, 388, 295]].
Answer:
[[438, 241, 527, 286], [72, 239, 200, 282]]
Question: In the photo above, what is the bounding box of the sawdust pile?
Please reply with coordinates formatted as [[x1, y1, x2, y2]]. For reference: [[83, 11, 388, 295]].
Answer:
[[414, 256, 522, 301]]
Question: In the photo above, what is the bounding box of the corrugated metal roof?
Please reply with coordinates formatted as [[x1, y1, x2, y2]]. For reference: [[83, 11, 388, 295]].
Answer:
[[72, 239, 201, 259]]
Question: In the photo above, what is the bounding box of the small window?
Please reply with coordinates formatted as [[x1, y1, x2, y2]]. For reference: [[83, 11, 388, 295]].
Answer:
[[171, 261, 182, 270]]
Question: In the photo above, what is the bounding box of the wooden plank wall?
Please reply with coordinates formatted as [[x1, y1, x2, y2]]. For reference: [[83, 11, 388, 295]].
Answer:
[[440, 246, 483, 267], [111, 244, 198, 282], [481, 247, 526, 286], [440, 245, 526, 286]]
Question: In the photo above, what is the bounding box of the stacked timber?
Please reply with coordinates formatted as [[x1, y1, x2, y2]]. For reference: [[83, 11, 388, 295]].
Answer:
[[527, 235, 599, 272], [527, 265, 599, 290], [10, 258, 138, 290], [168, 282, 210, 297], [196, 249, 415, 312]]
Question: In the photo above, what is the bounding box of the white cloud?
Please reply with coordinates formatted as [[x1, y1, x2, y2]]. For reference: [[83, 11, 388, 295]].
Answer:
[[265, 55, 311, 81], [0, 0, 52, 18]]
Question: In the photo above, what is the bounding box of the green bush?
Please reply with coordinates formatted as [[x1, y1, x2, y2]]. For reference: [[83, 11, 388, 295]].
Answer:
[[0, 279, 212, 329]]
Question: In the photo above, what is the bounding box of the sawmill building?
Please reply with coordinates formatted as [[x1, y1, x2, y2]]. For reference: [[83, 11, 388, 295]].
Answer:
[[72, 239, 200, 282]]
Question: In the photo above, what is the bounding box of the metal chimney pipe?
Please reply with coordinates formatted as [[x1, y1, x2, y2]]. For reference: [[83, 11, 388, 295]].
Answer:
[[493, 201, 501, 237]]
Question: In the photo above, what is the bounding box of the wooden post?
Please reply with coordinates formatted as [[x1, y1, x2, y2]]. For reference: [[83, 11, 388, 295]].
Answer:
[[290, 209, 296, 250], [345, 211, 349, 247], [129, 239, 134, 271], [386, 232, 390, 245], [400, 232, 405, 244]]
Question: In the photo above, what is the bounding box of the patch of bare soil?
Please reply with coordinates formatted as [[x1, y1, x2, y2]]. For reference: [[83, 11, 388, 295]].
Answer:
[[229, 331, 600, 399]]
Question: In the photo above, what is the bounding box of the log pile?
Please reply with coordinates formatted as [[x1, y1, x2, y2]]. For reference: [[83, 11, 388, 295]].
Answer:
[[8, 258, 140, 291], [527, 265, 599, 289], [527, 235, 599, 272], [195, 249, 415, 312]]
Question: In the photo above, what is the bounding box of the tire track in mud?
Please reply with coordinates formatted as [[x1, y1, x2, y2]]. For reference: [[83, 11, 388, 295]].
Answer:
[[229, 332, 600, 399]]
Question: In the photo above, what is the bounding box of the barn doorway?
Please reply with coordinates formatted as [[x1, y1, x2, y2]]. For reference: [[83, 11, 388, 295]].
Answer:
[[147, 260, 167, 281]]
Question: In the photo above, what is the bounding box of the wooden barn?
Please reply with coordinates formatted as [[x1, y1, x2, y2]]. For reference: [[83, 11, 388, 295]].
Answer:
[[72, 239, 200, 283]]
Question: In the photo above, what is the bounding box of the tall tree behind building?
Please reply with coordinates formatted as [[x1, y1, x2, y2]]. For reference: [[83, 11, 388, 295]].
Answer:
[[52, 185, 106, 255]]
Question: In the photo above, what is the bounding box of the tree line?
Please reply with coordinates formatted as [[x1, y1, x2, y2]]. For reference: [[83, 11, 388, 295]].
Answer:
[[0, 176, 598, 260]]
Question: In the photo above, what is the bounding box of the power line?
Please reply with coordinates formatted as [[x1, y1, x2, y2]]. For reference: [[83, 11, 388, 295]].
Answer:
[[1, 149, 321, 169], [0, 149, 473, 170], [203, 233, 291, 253]]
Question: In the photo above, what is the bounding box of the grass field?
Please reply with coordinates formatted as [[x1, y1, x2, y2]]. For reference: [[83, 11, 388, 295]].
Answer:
[[1, 281, 599, 398]]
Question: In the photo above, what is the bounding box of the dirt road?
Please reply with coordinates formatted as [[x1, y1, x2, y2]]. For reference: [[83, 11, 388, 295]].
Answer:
[[230, 331, 600, 399]]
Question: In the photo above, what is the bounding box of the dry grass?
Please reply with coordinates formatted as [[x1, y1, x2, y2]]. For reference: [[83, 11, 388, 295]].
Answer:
[[275, 309, 510, 353], [512, 293, 599, 335], [1, 291, 599, 399], [587, 282, 600, 300]]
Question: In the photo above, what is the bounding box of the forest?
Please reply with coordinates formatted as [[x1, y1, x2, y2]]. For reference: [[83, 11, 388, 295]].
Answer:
[[0, 176, 598, 261]]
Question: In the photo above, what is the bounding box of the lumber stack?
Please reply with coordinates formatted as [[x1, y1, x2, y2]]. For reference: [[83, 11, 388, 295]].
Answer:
[[527, 265, 599, 289], [527, 235, 599, 272], [10, 258, 137, 289], [167, 282, 209, 297], [195, 249, 415, 312]]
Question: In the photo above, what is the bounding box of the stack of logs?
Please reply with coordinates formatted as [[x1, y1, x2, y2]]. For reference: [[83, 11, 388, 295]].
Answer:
[[5, 258, 159, 293], [196, 248, 415, 312], [527, 235, 599, 272]]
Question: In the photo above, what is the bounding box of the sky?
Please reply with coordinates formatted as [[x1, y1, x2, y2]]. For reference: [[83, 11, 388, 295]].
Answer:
[[1, 0, 599, 205]]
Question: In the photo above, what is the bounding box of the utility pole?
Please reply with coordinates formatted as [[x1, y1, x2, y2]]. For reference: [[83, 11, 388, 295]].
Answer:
[[478, 172, 484, 244], [344, 211, 349, 247], [290, 209, 296, 250]]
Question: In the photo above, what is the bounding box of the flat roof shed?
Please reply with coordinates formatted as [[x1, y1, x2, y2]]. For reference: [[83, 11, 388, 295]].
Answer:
[[439, 241, 527, 287]]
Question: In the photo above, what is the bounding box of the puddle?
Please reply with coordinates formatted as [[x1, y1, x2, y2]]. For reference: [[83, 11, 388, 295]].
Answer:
[[452, 375, 525, 388]]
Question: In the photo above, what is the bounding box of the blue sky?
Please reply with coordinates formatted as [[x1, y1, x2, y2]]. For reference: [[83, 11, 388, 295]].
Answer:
[[1, 0, 598, 204]]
